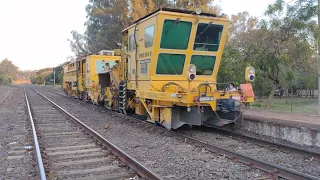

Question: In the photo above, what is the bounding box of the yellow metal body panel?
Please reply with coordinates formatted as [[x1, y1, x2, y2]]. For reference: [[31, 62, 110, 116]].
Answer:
[[61, 8, 255, 130], [76, 58, 86, 92], [62, 61, 78, 96], [118, 8, 255, 129], [124, 11, 229, 90], [63, 62, 77, 82], [82, 55, 121, 103], [122, 10, 236, 110]]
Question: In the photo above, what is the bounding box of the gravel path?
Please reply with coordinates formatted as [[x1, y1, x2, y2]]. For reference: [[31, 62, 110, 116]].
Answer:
[[34, 86, 268, 179], [0, 85, 15, 102], [0, 86, 38, 179]]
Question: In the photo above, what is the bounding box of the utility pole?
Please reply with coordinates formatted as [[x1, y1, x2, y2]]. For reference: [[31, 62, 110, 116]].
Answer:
[[318, 0, 320, 115], [53, 68, 55, 87]]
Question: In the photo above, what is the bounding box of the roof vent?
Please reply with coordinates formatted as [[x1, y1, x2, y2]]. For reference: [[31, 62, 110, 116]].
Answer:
[[98, 50, 114, 56]]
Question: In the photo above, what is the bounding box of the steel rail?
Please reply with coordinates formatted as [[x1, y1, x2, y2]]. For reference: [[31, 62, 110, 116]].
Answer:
[[41, 86, 320, 158], [171, 131, 320, 180], [197, 126, 320, 160], [39, 86, 320, 179], [24, 88, 47, 180], [33, 89, 162, 180]]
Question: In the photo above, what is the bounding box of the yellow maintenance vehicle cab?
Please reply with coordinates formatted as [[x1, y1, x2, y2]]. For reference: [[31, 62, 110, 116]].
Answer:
[[82, 51, 121, 105], [62, 51, 121, 104], [62, 60, 78, 96], [100, 8, 256, 130]]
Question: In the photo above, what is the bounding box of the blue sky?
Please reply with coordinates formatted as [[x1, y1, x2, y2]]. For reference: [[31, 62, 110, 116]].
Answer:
[[0, 0, 292, 70]]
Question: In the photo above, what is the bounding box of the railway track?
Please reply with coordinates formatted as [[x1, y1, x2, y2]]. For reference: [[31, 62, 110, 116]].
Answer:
[[189, 126, 320, 160], [0, 87, 38, 179], [38, 86, 320, 180], [25, 88, 161, 180]]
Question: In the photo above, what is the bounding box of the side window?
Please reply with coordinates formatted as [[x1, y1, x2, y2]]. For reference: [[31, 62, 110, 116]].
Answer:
[[145, 25, 154, 48], [87, 62, 90, 73], [141, 63, 147, 75], [128, 34, 136, 52], [140, 59, 150, 75]]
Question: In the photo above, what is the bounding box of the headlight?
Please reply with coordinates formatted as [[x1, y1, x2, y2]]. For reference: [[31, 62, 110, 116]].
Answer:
[[189, 65, 196, 73], [249, 67, 255, 74], [196, 8, 201, 15]]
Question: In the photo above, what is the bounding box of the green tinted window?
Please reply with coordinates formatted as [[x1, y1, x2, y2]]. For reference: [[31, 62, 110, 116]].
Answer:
[[160, 19, 192, 50], [190, 55, 216, 75], [156, 54, 185, 75], [194, 23, 223, 52]]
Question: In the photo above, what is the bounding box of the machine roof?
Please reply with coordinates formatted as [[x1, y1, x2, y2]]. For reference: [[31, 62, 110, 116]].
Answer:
[[133, 8, 218, 24]]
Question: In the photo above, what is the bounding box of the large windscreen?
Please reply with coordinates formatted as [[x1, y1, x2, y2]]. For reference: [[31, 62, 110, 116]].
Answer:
[[194, 23, 223, 52], [160, 19, 192, 50]]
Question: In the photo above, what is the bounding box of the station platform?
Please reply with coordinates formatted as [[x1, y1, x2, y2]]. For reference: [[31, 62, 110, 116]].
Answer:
[[243, 109, 320, 128], [240, 110, 320, 147]]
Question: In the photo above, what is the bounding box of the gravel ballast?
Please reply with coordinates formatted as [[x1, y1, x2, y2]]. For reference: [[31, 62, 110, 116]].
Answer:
[[35, 87, 268, 179], [177, 128, 320, 178], [0, 86, 38, 179]]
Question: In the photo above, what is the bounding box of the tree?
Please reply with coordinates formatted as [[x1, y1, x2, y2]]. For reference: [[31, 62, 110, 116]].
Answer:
[[218, 12, 258, 86], [258, 0, 317, 109], [70, 0, 221, 56], [68, 30, 89, 56], [0, 58, 19, 80]]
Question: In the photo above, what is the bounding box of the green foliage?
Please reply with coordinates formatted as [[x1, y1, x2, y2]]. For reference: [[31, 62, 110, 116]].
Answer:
[[69, 0, 219, 56], [0, 58, 19, 80], [219, 0, 318, 110], [0, 58, 36, 84], [31, 76, 40, 84], [0, 75, 12, 85]]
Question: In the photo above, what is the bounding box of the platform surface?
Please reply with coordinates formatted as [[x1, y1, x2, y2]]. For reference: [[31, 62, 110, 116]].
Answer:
[[243, 109, 320, 127]]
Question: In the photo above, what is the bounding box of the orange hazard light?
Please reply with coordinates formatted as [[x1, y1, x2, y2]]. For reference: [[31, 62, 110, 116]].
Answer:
[[240, 83, 254, 97]]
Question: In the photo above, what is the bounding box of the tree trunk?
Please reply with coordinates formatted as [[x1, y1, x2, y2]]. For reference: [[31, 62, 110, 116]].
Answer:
[[266, 83, 277, 110], [297, 89, 301, 97], [285, 88, 288, 104], [258, 95, 262, 107], [312, 89, 314, 98]]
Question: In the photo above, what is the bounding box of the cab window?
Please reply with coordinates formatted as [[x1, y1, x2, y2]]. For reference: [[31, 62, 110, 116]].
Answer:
[[128, 34, 136, 51], [190, 55, 216, 75], [194, 23, 223, 52], [145, 25, 154, 48], [160, 19, 192, 50], [156, 54, 185, 75]]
